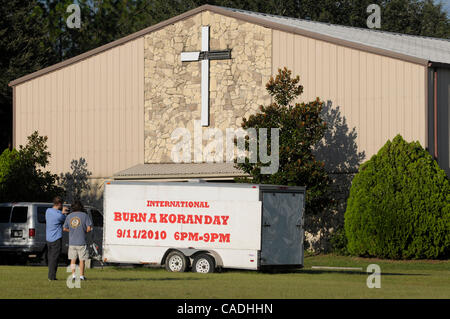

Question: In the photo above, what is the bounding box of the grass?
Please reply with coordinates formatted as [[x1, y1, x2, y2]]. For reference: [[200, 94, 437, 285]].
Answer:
[[0, 254, 449, 299]]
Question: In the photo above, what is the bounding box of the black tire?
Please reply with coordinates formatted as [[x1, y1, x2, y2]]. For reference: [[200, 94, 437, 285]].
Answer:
[[165, 251, 189, 272], [192, 254, 215, 273]]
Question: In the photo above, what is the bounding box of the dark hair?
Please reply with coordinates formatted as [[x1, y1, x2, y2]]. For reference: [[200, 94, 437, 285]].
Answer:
[[53, 196, 63, 205], [71, 200, 85, 212]]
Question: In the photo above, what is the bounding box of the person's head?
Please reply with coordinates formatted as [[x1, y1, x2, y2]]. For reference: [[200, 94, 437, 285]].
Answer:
[[52, 196, 63, 210], [71, 200, 85, 213]]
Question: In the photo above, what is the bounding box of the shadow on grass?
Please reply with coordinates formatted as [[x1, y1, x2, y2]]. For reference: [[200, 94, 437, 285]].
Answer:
[[296, 269, 430, 276], [218, 268, 429, 277], [88, 277, 202, 282]]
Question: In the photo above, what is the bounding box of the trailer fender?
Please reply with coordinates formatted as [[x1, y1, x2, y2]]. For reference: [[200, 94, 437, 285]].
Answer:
[[190, 250, 223, 268]]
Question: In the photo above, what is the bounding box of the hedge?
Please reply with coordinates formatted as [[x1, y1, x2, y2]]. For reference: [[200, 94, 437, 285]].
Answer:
[[344, 135, 450, 259]]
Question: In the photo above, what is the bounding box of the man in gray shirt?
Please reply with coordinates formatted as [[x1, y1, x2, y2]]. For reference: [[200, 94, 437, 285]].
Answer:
[[63, 200, 92, 281]]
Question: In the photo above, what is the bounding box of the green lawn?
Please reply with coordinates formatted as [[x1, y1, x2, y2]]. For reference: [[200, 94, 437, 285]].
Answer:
[[0, 254, 448, 299]]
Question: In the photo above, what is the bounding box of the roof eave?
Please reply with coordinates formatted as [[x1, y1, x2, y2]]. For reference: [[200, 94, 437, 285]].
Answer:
[[113, 173, 248, 180]]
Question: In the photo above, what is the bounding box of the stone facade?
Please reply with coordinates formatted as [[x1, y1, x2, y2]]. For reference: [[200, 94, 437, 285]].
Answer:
[[144, 11, 272, 163]]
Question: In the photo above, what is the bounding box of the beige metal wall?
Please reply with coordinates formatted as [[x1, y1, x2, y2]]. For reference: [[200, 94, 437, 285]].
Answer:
[[14, 38, 144, 178], [273, 30, 427, 159]]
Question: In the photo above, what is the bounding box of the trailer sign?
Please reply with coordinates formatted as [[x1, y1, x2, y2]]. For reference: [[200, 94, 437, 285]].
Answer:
[[106, 197, 262, 250], [103, 182, 305, 272]]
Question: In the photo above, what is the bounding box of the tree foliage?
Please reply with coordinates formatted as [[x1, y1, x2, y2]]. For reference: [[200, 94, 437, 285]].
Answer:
[[345, 135, 450, 259], [0, 1, 55, 150], [193, 0, 450, 38], [0, 132, 63, 202], [59, 158, 92, 203], [236, 67, 332, 216]]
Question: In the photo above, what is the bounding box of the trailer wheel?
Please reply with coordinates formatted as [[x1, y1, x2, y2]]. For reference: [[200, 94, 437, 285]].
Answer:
[[192, 254, 215, 273], [165, 251, 188, 272]]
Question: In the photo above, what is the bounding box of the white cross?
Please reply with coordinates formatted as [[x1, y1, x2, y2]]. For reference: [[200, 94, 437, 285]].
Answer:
[[181, 26, 231, 127]]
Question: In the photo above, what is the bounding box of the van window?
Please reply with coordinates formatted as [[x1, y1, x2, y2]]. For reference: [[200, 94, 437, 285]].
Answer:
[[11, 206, 28, 223], [91, 210, 103, 227], [37, 206, 51, 223], [0, 207, 11, 223]]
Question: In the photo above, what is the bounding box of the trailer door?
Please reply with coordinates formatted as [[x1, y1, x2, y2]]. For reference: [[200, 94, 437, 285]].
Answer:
[[260, 191, 304, 266]]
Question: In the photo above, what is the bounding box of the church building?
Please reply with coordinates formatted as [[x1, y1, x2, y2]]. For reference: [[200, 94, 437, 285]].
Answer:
[[9, 5, 450, 201]]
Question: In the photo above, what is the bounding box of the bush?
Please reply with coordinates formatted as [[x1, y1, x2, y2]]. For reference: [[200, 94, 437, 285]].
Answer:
[[0, 132, 63, 202], [329, 227, 349, 255], [345, 135, 450, 259], [0, 148, 18, 185]]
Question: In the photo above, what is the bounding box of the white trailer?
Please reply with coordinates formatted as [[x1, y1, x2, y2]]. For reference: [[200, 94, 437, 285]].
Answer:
[[102, 181, 306, 273]]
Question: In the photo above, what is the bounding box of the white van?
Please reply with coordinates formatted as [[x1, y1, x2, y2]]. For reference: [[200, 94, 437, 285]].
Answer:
[[103, 181, 306, 273], [0, 202, 103, 264]]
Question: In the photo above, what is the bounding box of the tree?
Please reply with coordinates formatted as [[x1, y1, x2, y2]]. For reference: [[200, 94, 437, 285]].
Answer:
[[345, 135, 450, 259], [0, 132, 63, 202], [59, 158, 92, 203], [0, 148, 18, 185], [235, 67, 332, 218], [0, 1, 55, 151], [37, 0, 450, 63], [192, 0, 450, 38]]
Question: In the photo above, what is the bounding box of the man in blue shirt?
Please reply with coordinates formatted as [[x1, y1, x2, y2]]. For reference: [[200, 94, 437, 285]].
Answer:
[[45, 196, 68, 281], [63, 200, 92, 281]]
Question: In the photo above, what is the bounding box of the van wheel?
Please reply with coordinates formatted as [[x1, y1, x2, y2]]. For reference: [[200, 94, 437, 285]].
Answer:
[[192, 254, 215, 273], [165, 251, 188, 272]]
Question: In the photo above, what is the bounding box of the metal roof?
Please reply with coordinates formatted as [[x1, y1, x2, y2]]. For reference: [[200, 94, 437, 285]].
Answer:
[[222, 7, 450, 65], [113, 163, 246, 179]]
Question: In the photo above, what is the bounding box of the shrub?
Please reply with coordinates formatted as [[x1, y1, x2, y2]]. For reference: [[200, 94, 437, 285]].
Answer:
[[329, 227, 349, 255], [0, 132, 63, 202], [0, 148, 18, 185], [345, 135, 450, 259]]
